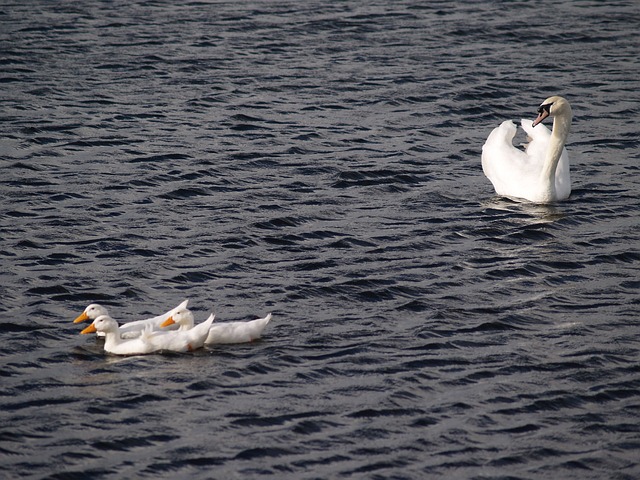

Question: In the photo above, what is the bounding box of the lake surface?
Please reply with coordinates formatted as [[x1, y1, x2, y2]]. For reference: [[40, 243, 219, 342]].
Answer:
[[1, 1, 639, 478]]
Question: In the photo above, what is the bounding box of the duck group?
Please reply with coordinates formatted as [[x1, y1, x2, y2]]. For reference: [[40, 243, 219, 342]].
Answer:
[[73, 300, 272, 355]]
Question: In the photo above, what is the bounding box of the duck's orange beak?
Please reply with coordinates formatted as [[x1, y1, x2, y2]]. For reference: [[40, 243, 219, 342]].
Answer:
[[73, 312, 90, 324], [80, 323, 97, 334], [160, 316, 175, 328]]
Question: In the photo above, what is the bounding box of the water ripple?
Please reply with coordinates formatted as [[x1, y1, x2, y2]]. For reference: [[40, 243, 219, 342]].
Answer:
[[1, 0, 639, 479]]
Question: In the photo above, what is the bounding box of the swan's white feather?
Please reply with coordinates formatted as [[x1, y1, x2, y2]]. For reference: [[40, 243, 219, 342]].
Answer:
[[481, 96, 572, 203]]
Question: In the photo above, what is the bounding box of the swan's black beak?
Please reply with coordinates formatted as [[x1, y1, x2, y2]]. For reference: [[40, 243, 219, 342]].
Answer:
[[532, 103, 551, 127]]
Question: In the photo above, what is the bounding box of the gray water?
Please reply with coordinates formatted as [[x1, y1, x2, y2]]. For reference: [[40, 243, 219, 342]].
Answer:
[[1, 1, 639, 479]]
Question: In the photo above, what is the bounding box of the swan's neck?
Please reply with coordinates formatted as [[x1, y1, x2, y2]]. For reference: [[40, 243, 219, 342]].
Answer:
[[540, 114, 571, 201]]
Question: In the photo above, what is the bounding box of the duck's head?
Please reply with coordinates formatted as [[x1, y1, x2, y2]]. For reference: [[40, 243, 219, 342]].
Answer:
[[160, 308, 194, 328], [73, 304, 109, 324], [532, 96, 571, 127], [80, 314, 119, 335]]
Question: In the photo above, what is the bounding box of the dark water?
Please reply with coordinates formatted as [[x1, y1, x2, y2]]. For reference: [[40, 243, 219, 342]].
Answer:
[[1, 0, 639, 478]]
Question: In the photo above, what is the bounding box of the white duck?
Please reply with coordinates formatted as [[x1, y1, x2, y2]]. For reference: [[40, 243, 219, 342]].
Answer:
[[152, 308, 216, 352], [80, 313, 214, 355], [161, 310, 272, 344], [73, 300, 187, 338], [481, 96, 572, 203]]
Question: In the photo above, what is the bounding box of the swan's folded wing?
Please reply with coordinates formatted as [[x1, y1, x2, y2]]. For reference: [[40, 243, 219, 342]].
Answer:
[[520, 119, 550, 160], [482, 120, 529, 196]]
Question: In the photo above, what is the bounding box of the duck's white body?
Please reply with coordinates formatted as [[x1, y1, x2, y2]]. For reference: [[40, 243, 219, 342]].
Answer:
[[481, 96, 572, 203], [73, 300, 186, 338], [162, 311, 272, 344], [81, 313, 214, 355], [205, 314, 272, 344], [89, 316, 157, 355]]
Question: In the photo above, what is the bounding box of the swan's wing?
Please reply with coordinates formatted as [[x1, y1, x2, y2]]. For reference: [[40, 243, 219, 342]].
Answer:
[[520, 119, 550, 160], [482, 121, 531, 197]]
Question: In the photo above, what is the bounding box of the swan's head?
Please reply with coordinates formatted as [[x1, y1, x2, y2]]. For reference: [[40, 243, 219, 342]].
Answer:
[[532, 96, 571, 127], [73, 304, 109, 323], [80, 315, 119, 334], [160, 308, 194, 328]]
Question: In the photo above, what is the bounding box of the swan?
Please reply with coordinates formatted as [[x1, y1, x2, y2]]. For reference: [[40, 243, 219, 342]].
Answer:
[[161, 311, 272, 344], [73, 300, 186, 338], [80, 313, 214, 355], [481, 96, 572, 203]]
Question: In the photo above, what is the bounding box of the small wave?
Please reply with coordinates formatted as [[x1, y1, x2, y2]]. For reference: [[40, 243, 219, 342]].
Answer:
[[158, 187, 210, 200]]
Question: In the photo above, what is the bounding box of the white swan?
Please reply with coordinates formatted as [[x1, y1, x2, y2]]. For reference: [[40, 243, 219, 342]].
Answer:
[[73, 300, 186, 338], [481, 96, 572, 203], [80, 313, 214, 355], [161, 311, 272, 344]]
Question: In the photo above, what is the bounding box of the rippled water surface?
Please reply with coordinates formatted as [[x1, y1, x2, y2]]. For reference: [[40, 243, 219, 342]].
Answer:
[[1, 1, 639, 478]]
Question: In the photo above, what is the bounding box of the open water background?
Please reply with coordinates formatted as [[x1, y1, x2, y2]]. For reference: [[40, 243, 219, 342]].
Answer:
[[1, 1, 639, 478]]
